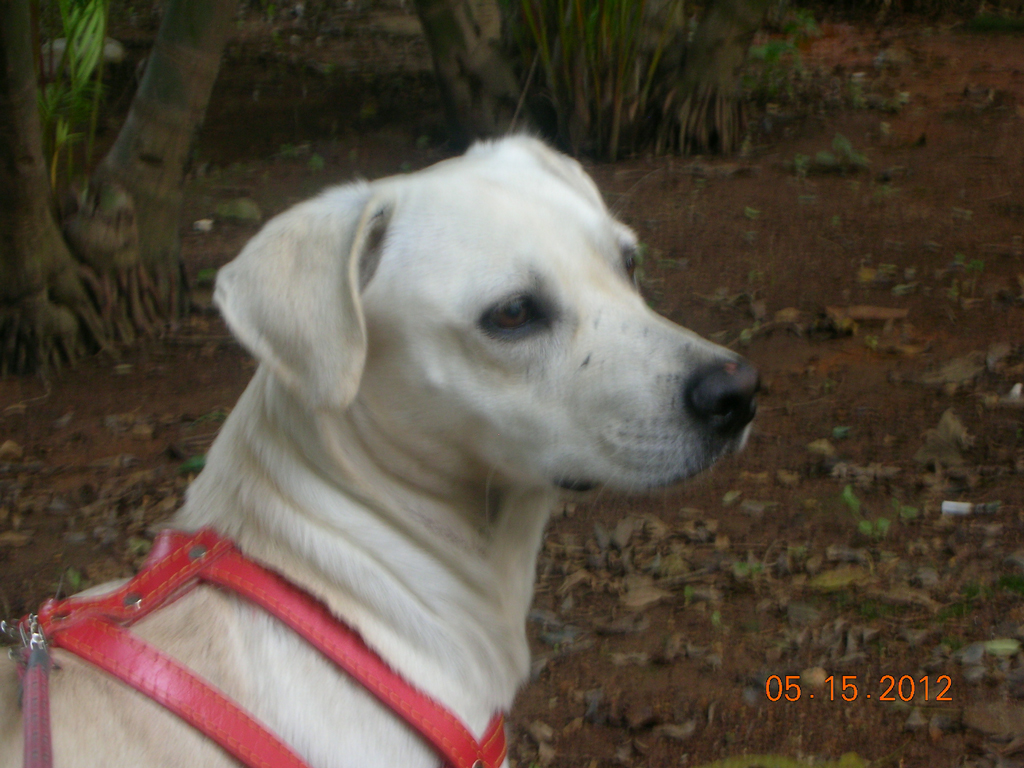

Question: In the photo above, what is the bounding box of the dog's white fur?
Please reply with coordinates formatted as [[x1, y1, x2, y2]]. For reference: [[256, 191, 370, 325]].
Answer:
[[1, 137, 750, 768]]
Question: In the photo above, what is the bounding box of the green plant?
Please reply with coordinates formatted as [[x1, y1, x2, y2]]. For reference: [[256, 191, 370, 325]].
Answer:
[[998, 574, 1024, 595], [847, 76, 864, 108], [841, 484, 861, 515], [795, 135, 868, 176], [842, 485, 890, 540], [858, 599, 901, 620], [36, 0, 111, 190], [939, 582, 991, 621], [968, 14, 1024, 33], [827, 133, 868, 170], [63, 566, 84, 593], [938, 586, 982, 622], [746, 38, 799, 102], [941, 635, 964, 652], [509, 0, 681, 160], [891, 498, 919, 520], [859, 517, 890, 539], [732, 560, 764, 580], [744, 9, 819, 105], [966, 258, 985, 296]]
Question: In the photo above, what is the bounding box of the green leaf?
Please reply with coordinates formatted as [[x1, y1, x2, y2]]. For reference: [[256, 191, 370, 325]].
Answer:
[[815, 150, 837, 168], [832, 133, 854, 157], [178, 454, 206, 475], [127, 537, 152, 556], [196, 268, 218, 286], [841, 485, 861, 516], [64, 567, 83, 593], [984, 639, 1021, 657]]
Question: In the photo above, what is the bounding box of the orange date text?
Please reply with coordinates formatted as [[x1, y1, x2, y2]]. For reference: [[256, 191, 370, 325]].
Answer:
[[764, 674, 953, 703]]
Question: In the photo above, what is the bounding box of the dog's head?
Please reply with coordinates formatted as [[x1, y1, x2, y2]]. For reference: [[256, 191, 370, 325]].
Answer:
[[215, 136, 757, 494]]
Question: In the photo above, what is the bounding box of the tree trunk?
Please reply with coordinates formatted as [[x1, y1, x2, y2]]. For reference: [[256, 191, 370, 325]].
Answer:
[[68, 0, 240, 328], [1, 0, 236, 374], [414, 0, 521, 147], [0, 1, 102, 375], [660, 0, 773, 154]]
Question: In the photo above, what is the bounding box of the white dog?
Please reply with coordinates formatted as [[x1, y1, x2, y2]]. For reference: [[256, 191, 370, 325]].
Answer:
[[0, 136, 756, 768]]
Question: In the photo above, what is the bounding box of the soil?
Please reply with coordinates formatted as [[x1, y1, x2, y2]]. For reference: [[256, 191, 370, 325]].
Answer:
[[4, 7, 1024, 768]]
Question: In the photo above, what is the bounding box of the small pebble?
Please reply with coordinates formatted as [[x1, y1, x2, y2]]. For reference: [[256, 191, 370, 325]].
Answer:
[[800, 666, 828, 688], [963, 664, 987, 684], [0, 440, 23, 461], [904, 708, 927, 732], [958, 642, 986, 665], [913, 566, 940, 589], [611, 518, 635, 550]]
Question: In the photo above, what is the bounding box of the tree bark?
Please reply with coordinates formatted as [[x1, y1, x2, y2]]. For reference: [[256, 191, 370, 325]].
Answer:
[[660, 0, 773, 154], [0, 1, 102, 374], [1, 0, 237, 374], [414, 0, 521, 147], [78, 0, 240, 321]]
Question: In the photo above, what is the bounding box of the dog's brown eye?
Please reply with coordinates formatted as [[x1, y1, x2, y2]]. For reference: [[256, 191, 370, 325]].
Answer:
[[624, 255, 637, 281], [491, 298, 531, 329], [482, 295, 548, 338]]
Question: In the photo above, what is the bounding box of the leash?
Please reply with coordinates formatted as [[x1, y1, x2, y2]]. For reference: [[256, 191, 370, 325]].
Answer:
[[7, 529, 506, 768], [3, 616, 53, 768]]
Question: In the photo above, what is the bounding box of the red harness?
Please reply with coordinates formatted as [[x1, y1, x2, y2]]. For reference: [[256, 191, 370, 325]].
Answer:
[[11, 528, 506, 768]]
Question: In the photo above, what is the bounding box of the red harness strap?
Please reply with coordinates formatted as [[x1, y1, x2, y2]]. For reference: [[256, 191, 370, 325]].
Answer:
[[27, 528, 506, 768]]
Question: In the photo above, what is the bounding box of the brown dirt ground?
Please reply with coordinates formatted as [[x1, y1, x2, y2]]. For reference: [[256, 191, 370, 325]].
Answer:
[[4, 8, 1024, 768]]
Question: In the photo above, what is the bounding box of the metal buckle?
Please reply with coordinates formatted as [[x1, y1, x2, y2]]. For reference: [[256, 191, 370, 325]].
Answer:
[[1, 615, 47, 663]]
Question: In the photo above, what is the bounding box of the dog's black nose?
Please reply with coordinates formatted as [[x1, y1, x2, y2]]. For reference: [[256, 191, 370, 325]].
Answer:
[[685, 359, 759, 435]]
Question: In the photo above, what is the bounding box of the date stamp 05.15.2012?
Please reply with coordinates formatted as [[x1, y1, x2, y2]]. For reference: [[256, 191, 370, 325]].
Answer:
[[765, 674, 953, 703]]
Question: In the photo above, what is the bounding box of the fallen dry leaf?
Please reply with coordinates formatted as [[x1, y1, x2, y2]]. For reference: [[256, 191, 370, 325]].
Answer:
[[807, 439, 836, 457], [963, 702, 1024, 739], [865, 587, 940, 611], [914, 409, 973, 467], [0, 440, 24, 462], [621, 574, 672, 610], [809, 566, 874, 591], [559, 569, 593, 594], [653, 721, 697, 741], [595, 613, 650, 635], [609, 652, 651, 667], [528, 720, 555, 743], [0, 530, 33, 547], [826, 305, 909, 323], [919, 353, 985, 388]]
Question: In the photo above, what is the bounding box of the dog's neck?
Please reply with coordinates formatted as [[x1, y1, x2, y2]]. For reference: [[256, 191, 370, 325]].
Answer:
[[177, 367, 557, 721]]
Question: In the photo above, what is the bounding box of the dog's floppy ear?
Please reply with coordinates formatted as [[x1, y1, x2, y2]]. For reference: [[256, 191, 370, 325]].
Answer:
[[214, 184, 392, 411]]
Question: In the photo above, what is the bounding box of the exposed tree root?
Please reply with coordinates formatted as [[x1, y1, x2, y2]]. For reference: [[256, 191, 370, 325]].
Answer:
[[0, 262, 177, 376], [657, 84, 746, 156], [77, 262, 174, 347], [0, 293, 91, 376]]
